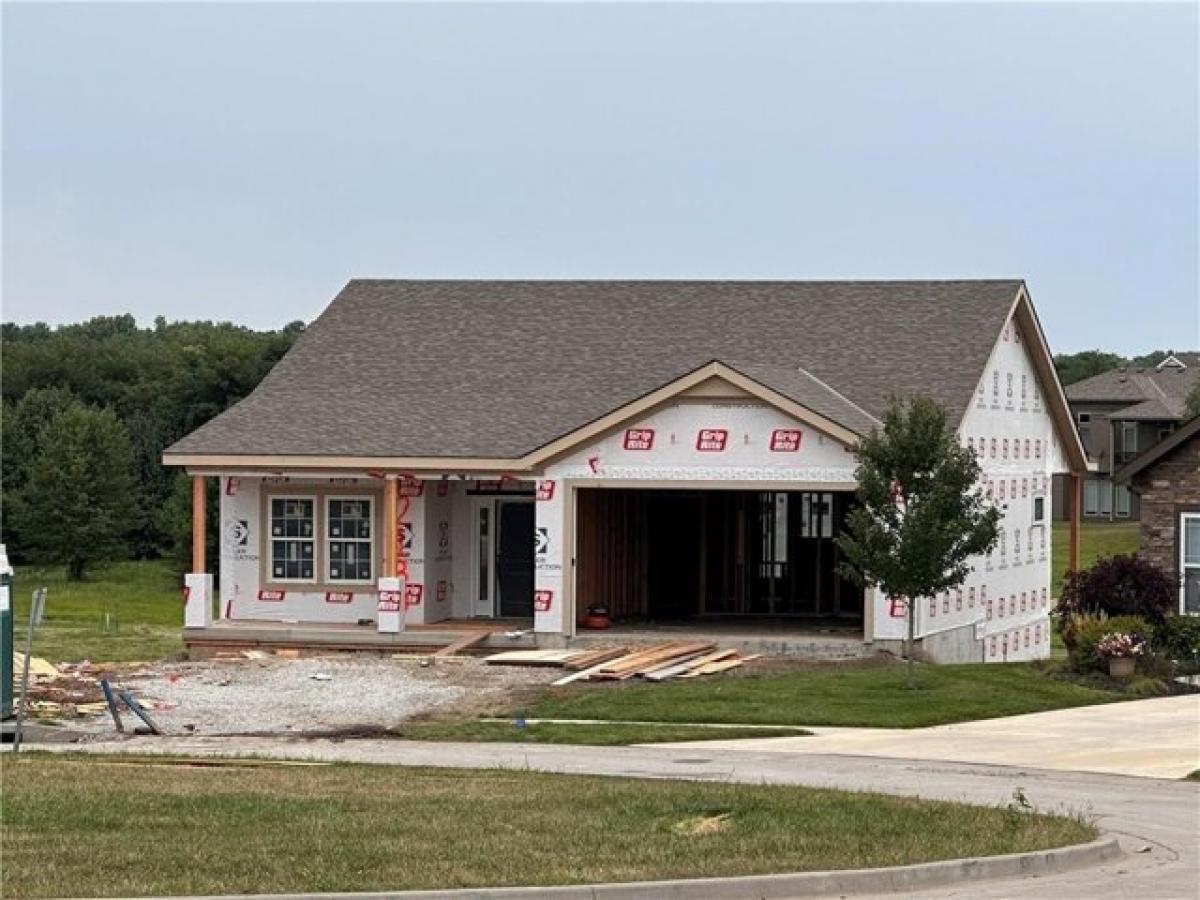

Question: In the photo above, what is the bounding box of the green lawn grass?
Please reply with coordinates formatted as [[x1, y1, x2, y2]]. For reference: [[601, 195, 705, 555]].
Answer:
[[1051, 520, 1139, 598], [392, 720, 809, 745], [11, 559, 183, 663], [0, 754, 1096, 898], [514, 662, 1129, 729]]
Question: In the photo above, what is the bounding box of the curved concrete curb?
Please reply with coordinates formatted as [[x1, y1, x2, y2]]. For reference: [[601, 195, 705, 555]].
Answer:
[[91, 836, 1121, 900]]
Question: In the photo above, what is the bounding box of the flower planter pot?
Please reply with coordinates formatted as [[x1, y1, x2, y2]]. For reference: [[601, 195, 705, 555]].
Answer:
[[1107, 656, 1135, 680]]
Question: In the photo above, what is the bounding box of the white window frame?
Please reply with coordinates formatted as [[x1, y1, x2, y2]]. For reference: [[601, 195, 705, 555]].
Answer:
[[1084, 480, 1099, 516], [1120, 421, 1138, 455], [267, 494, 318, 584], [1181, 513, 1200, 615], [325, 495, 376, 585], [1114, 485, 1131, 518]]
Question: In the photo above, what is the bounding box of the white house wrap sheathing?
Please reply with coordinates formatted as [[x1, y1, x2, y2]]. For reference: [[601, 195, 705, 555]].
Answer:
[[870, 317, 1060, 662]]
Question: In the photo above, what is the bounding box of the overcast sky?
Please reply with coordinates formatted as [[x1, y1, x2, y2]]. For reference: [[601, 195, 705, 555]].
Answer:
[[3, 2, 1197, 354]]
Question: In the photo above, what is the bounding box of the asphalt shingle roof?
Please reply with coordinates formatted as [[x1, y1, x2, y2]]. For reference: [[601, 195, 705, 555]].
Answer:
[[1066, 364, 1198, 421], [167, 279, 1024, 460]]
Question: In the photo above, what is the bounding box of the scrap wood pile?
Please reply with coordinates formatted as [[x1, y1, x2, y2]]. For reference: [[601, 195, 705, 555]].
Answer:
[[9, 654, 110, 717], [484, 642, 759, 685]]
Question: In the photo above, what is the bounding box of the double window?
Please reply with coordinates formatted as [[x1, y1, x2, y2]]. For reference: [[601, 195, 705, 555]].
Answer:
[[267, 494, 376, 585]]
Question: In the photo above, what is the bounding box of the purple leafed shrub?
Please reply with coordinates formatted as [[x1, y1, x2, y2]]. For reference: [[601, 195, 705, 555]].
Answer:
[[1057, 555, 1177, 648]]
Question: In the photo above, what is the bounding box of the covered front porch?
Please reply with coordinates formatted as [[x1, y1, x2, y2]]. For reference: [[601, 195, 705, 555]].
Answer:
[[182, 471, 547, 636]]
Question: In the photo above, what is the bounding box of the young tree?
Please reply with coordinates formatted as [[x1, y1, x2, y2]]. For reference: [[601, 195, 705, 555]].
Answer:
[[837, 395, 1001, 688], [12, 403, 137, 579]]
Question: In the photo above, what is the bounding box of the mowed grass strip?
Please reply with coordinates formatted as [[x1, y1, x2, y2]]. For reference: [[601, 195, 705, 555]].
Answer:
[[393, 720, 809, 744], [517, 662, 1128, 728], [11, 560, 183, 662], [2, 755, 1094, 898]]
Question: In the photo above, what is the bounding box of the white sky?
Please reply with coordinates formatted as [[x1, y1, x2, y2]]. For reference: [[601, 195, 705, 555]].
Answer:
[[3, 1, 1197, 353]]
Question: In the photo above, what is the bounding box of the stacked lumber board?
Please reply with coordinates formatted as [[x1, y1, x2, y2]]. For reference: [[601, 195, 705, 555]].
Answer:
[[483, 642, 758, 684]]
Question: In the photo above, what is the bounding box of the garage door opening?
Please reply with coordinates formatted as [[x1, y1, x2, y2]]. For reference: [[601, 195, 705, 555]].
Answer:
[[575, 488, 863, 626]]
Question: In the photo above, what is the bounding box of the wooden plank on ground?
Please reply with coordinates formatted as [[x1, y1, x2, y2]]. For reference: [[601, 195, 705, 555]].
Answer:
[[643, 648, 738, 681], [606, 643, 715, 679], [484, 650, 584, 666], [679, 654, 762, 678], [434, 630, 492, 658], [551, 653, 636, 686], [562, 647, 628, 670]]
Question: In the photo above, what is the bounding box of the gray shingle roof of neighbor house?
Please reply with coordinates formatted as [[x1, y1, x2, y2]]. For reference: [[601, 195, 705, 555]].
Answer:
[[1115, 414, 1200, 483], [166, 279, 1028, 461], [1065, 363, 1198, 420]]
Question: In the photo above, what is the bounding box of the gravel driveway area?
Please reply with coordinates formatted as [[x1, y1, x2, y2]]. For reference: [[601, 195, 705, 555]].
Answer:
[[75, 655, 556, 737]]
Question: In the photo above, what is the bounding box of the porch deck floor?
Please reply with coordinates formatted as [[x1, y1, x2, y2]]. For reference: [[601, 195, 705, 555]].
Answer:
[[184, 618, 537, 655]]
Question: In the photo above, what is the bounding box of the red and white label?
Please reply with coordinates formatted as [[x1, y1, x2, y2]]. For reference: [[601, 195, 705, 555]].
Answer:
[[888, 596, 908, 618], [325, 591, 354, 604], [257, 590, 286, 602], [378, 590, 401, 613], [436, 580, 448, 602], [534, 589, 553, 612], [623, 428, 655, 451], [404, 583, 424, 608], [769, 429, 803, 452], [695, 429, 728, 452], [536, 480, 556, 501]]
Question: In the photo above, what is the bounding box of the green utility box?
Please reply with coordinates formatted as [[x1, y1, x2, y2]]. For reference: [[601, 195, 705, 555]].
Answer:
[[1, 544, 13, 719]]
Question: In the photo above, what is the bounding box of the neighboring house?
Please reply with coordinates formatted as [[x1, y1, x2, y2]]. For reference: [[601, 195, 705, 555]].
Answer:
[[165, 280, 1086, 664], [1053, 353, 1200, 521], [1115, 415, 1200, 615]]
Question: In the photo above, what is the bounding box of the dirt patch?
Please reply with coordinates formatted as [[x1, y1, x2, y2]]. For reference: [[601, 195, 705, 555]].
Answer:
[[66, 655, 558, 738]]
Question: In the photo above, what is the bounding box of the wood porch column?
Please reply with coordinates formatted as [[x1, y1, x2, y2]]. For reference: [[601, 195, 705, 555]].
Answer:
[[383, 476, 399, 578], [1068, 472, 1081, 573], [191, 474, 206, 573]]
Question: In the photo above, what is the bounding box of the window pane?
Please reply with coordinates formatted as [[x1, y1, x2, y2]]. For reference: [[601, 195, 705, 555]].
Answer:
[[326, 497, 373, 582], [269, 497, 315, 581], [1184, 518, 1200, 566]]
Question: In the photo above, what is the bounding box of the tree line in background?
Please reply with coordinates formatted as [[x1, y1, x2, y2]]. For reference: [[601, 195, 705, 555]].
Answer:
[[2, 315, 303, 578], [0, 323, 1190, 580], [1052, 349, 1179, 386]]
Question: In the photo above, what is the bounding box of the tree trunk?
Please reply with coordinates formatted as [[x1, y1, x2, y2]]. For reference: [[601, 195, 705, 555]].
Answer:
[[905, 598, 916, 689]]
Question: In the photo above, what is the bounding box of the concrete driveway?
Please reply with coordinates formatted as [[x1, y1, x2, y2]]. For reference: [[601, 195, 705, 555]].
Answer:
[[658, 694, 1200, 779]]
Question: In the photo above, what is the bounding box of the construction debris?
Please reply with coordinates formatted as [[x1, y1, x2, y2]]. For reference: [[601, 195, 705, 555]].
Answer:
[[483, 642, 758, 684], [12, 653, 59, 680]]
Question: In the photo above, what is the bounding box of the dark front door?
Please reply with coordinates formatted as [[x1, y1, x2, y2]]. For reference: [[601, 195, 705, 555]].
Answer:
[[497, 501, 535, 617]]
